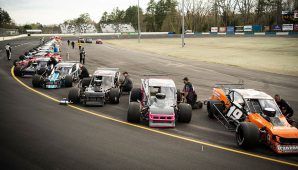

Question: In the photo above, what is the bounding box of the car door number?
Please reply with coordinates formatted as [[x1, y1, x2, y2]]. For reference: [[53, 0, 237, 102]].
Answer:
[[227, 105, 243, 120]]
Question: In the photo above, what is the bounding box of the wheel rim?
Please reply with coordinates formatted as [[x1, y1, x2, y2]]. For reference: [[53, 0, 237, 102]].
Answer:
[[236, 128, 244, 145]]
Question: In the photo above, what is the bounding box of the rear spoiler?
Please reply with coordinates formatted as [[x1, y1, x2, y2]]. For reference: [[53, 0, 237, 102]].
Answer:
[[62, 61, 80, 63], [142, 74, 171, 77], [214, 83, 244, 89], [96, 68, 119, 71]]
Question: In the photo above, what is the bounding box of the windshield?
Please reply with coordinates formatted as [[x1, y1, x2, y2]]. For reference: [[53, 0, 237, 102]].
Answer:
[[149, 86, 176, 99], [246, 99, 281, 116], [93, 76, 113, 87], [38, 61, 48, 67], [258, 99, 281, 116], [55, 66, 71, 75]]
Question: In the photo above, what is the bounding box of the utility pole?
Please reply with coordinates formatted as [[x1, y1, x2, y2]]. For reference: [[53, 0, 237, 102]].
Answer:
[[181, 0, 185, 47], [138, 0, 141, 43]]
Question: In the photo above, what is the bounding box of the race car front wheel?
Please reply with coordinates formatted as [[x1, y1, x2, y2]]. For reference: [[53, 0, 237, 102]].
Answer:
[[127, 102, 141, 123], [68, 88, 80, 104], [178, 103, 192, 123], [236, 122, 259, 149]]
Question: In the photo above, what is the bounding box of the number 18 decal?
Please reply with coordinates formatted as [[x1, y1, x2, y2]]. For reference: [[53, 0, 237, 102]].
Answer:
[[227, 105, 243, 120]]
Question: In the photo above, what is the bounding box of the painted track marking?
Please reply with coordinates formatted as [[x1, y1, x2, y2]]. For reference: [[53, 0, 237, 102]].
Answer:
[[10, 66, 298, 167]]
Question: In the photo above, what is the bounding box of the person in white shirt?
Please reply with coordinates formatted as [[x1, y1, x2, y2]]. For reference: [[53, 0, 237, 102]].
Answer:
[[5, 43, 12, 60]]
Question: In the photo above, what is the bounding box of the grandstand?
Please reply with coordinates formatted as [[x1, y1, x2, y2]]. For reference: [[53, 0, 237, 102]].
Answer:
[[60, 24, 97, 34], [100, 23, 135, 33]]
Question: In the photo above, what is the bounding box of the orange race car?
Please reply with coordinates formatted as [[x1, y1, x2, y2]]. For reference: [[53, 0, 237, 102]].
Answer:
[[205, 84, 298, 154]]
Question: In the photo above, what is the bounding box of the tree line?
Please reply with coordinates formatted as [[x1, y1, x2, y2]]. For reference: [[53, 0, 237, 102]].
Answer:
[[99, 0, 298, 33], [1, 0, 298, 34]]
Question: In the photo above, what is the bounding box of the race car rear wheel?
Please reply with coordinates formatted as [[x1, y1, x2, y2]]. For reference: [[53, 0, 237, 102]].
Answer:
[[178, 103, 192, 123], [177, 89, 182, 103], [130, 88, 141, 102], [81, 77, 91, 87], [64, 75, 73, 87], [68, 88, 80, 104], [14, 66, 22, 77], [236, 122, 259, 149], [127, 102, 141, 123], [109, 88, 120, 104], [32, 74, 43, 88], [207, 100, 223, 119]]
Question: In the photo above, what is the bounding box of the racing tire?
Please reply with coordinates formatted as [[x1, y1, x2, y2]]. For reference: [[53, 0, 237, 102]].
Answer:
[[37, 67, 46, 75], [81, 77, 91, 87], [68, 88, 80, 104], [14, 66, 22, 77], [64, 75, 73, 87], [127, 102, 141, 123], [130, 88, 141, 102], [178, 103, 192, 123], [32, 74, 43, 88], [192, 101, 203, 109], [109, 88, 120, 104], [207, 100, 223, 119], [236, 122, 259, 149]]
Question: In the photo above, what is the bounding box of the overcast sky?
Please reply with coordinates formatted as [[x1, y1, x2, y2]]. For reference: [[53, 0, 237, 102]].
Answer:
[[0, 0, 151, 25]]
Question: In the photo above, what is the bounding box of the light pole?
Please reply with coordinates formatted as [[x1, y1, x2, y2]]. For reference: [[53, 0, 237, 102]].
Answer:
[[137, 0, 141, 43], [181, 0, 185, 47]]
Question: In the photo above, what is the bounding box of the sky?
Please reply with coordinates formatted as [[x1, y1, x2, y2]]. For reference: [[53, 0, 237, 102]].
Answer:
[[0, 0, 151, 25]]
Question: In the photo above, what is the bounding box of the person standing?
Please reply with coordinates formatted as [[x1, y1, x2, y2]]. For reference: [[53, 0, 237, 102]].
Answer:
[[79, 64, 89, 79], [5, 43, 12, 60], [120, 72, 133, 93], [67, 40, 70, 46], [71, 41, 75, 49], [182, 77, 197, 106], [79, 48, 86, 64]]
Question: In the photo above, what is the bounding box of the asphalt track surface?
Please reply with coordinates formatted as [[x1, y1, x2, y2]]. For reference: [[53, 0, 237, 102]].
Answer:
[[0, 37, 297, 169]]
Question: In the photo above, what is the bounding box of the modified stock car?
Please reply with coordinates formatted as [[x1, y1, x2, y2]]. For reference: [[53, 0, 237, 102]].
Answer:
[[32, 61, 80, 89], [127, 77, 192, 128], [206, 84, 298, 153], [14, 57, 51, 77], [68, 68, 121, 106]]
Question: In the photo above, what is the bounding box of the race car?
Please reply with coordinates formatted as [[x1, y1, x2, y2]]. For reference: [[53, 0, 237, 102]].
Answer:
[[68, 68, 121, 106], [78, 37, 85, 43], [14, 57, 51, 77], [206, 84, 298, 153], [32, 61, 80, 89], [127, 77, 192, 128], [95, 39, 103, 44], [85, 38, 93, 43]]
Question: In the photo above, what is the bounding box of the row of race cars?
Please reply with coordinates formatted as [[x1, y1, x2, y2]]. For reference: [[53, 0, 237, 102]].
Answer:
[[13, 37, 298, 154]]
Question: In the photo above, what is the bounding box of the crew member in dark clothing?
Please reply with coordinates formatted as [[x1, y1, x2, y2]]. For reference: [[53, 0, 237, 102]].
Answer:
[[79, 64, 89, 79], [120, 72, 133, 93], [182, 77, 197, 106], [47, 56, 58, 67], [5, 43, 12, 60], [67, 40, 70, 46], [275, 94, 294, 118], [80, 48, 86, 64], [71, 41, 75, 49]]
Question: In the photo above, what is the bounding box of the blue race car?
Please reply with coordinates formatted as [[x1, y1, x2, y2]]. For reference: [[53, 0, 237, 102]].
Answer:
[[32, 61, 80, 89]]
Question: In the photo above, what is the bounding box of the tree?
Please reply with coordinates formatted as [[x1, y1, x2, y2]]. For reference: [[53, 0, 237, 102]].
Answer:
[[144, 0, 157, 31], [0, 8, 13, 27], [124, 6, 143, 30]]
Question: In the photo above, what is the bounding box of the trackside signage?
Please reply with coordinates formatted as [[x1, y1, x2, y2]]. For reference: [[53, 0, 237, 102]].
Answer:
[[227, 26, 234, 33], [211, 27, 218, 33], [272, 25, 282, 31], [282, 24, 294, 31], [244, 25, 252, 32], [294, 24, 298, 31]]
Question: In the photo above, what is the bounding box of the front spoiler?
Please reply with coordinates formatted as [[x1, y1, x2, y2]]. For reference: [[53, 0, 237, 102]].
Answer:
[[149, 113, 175, 128], [83, 92, 105, 106], [273, 143, 298, 154]]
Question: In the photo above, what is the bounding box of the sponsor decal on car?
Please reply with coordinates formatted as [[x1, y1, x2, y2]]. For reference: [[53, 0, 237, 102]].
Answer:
[[277, 145, 298, 153]]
